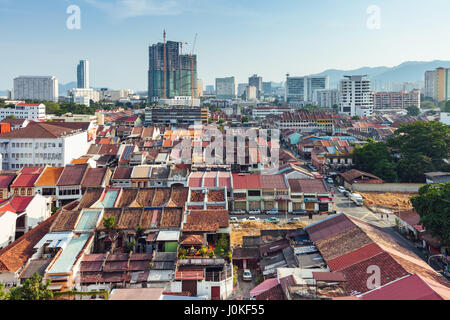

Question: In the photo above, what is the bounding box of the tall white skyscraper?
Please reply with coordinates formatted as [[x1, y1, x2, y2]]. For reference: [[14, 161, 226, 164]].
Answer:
[[339, 75, 373, 116], [285, 75, 329, 105], [77, 60, 90, 89], [13, 76, 59, 102]]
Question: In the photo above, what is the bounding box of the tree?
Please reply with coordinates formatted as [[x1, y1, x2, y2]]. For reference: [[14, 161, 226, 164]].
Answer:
[[352, 115, 361, 120], [0, 283, 10, 300], [411, 183, 450, 247], [103, 216, 119, 253], [353, 140, 394, 181], [406, 105, 420, 116], [9, 273, 53, 300], [241, 116, 249, 124]]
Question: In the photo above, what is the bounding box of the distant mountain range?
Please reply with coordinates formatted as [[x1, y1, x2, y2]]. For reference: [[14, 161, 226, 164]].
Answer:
[[58, 81, 77, 95], [311, 60, 450, 89]]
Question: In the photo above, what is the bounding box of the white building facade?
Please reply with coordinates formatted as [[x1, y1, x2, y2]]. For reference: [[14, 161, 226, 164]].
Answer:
[[0, 103, 46, 121], [14, 76, 59, 102], [339, 75, 373, 117]]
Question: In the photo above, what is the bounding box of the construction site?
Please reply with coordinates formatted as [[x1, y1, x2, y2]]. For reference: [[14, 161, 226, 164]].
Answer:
[[360, 192, 416, 212]]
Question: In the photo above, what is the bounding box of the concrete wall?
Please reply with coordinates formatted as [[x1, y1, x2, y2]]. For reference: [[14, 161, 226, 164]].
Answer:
[[351, 183, 425, 193]]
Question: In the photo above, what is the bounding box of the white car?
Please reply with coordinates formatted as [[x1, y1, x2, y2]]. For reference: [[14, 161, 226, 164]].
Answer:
[[266, 208, 278, 215], [230, 217, 239, 223], [242, 269, 252, 281], [327, 178, 334, 184], [338, 186, 346, 193], [249, 209, 261, 215], [247, 216, 259, 222]]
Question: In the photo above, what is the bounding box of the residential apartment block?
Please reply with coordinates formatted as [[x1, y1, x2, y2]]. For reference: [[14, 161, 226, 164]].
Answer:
[[0, 103, 46, 121], [13, 76, 59, 102], [373, 90, 421, 110]]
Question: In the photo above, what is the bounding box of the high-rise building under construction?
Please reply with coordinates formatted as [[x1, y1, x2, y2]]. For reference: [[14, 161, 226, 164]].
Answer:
[[148, 35, 197, 101]]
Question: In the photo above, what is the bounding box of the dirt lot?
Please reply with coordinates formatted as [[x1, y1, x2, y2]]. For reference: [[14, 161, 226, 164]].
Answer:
[[231, 220, 308, 248], [360, 192, 416, 211]]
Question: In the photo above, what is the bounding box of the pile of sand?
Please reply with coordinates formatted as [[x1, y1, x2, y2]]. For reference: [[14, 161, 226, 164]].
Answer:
[[360, 192, 415, 210]]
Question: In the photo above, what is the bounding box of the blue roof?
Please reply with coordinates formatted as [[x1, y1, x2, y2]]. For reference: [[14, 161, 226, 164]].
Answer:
[[48, 233, 90, 274], [75, 209, 102, 231]]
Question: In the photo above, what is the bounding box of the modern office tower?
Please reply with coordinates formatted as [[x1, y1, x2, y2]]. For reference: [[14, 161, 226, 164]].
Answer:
[[77, 60, 90, 89], [215, 77, 236, 99], [148, 35, 197, 101], [245, 86, 257, 101], [13, 76, 59, 102], [237, 83, 248, 97], [285, 75, 329, 105], [434, 67, 450, 102], [262, 82, 272, 95], [424, 70, 435, 99], [339, 75, 374, 116], [249, 74, 263, 98], [315, 89, 340, 108], [373, 90, 421, 110]]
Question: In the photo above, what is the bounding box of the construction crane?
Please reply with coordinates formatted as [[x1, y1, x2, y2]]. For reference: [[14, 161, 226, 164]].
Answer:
[[190, 33, 197, 107]]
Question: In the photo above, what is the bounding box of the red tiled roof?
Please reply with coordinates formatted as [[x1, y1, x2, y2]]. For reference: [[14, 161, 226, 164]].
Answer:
[[288, 179, 327, 193], [11, 173, 41, 188], [0, 122, 82, 139], [81, 167, 108, 187], [327, 243, 384, 271], [361, 274, 443, 300], [340, 252, 410, 296], [232, 173, 262, 189], [57, 164, 89, 186], [0, 174, 16, 188], [0, 213, 58, 272], [260, 174, 288, 189], [305, 214, 355, 242]]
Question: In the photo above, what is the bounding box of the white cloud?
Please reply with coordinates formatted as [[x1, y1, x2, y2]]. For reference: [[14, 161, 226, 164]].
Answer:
[[85, 0, 181, 19]]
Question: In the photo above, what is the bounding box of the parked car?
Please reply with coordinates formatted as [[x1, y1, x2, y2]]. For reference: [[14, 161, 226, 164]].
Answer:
[[248, 216, 259, 222], [242, 269, 252, 281], [231, 209, 245, 215], [288, 217, 301, 224], [230, 217, 239, 223], [292, 209, 307, 215], [338, 186, 346, 193], [344, 190, 350, 197], [264, 217, 280, 224], [327, 178, 334, 184], [249, 209, 261, 215], [266, 208, 279, 215]]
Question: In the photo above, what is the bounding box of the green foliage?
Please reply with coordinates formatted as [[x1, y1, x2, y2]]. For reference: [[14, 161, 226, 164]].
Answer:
[[233, 265, 238, 286], [199, 246, 208, 256], [0, 282, 10, 300], [126, 239, 136, 253], [9, 273, 53, 300], [353, 122, 450, 183], [214, 234, 230, 258], [406, 105, 420, 116], [241, 116, 249, 123], [352, 115, 361, 120], [411, 183, 450, 246], [43, 101, 96, 116], [103, 216, 116, 230]]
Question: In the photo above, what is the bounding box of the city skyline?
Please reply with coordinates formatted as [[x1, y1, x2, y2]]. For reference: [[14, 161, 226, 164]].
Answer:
[[2, 0, 450, 91]]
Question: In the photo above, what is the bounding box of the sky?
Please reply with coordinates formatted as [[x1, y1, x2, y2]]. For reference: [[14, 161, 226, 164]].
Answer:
[[1, 0, 450, 91]]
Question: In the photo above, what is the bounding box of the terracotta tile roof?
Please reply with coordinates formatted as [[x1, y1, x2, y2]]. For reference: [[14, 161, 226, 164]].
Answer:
[[232, 173, 262, 189], [116, 188, 139, 207], [57, 164, 89, 186], [183, 210, 229, 232], [112, 167, 133, 180], [305, 214, 356, 242], [315, 226, 374, 261], [99, 144, 120, 156], [180, 234, 204, 246], [167, 188, 189, 207], [288, 179, 327, 193], [260, 175, 288, 189], [50, 210, 81, 232], [0, 174, 16, 188], [139, 209, 160, 229], [118, 208, 143, 230], [0, 122, 83, 139], [35, 167, 64, 186], [87, 144, 102, 155], [340, 169, 383, 184], [98, 209, 122, 229], [81, 167, 108, 187], [160, 208, 183, 228], [71, 158, 89, 165], [77, 188, 104, 209], [132, 189, 155, 207], [255, 284, 285, 300], [361, 274, 443, 300], [4, 196, 34, 213], [0, 213, 58, 273], [327, 243, 384, 271], [151, 188, 171, 207], [340, 252, 409, 296]]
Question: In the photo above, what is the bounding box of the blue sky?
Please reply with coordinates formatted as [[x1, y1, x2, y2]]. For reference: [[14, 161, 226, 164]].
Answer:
[[1, 0, 450, 91]]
